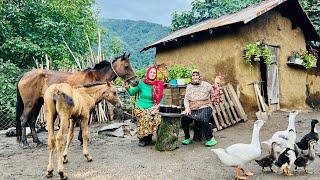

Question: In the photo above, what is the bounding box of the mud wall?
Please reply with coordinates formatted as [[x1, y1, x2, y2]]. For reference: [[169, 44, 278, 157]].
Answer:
[[306, 69, 320, 109], [156, 10, 310, 114]]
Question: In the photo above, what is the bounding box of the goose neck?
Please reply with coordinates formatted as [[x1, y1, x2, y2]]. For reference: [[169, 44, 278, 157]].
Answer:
[[311, 123, 316, 133], [287, 116, 296, 131], [251, 125, 261, 145]]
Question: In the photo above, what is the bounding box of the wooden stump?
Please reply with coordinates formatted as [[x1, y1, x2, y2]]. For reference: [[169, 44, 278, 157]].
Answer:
[[155, 113, 181, 151]]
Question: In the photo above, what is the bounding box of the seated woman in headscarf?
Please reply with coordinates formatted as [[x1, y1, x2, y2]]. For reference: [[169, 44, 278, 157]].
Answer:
[[182, 69, 217, 147], [125, 66, 164, 147]]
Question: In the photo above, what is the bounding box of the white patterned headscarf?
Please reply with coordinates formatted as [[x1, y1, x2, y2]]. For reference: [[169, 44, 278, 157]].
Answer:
[[191, 69, 201, 85]]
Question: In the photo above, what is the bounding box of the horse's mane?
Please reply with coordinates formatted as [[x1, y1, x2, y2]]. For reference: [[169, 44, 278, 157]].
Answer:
[[75, 81, 110, 88], [84, 53, 129, 71]]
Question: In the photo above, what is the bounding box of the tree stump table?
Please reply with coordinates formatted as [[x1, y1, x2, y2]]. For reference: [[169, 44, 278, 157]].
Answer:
[[155, 112, 182, 151]]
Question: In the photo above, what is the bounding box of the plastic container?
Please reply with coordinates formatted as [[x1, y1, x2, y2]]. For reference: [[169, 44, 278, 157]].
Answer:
[[177, 78, 185, 85], [169, 79, 177, 87]]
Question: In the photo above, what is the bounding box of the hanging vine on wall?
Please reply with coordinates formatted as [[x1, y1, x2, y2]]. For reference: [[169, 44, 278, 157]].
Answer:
[[243, 41, 271, 65]]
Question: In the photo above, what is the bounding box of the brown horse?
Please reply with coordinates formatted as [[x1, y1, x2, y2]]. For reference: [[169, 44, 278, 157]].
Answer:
[[16, 52, 137, 147], [44, 82, 121, 179]]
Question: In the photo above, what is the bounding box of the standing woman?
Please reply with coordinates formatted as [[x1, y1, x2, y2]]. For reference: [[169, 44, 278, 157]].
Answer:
[[126, 66, 164, 147]]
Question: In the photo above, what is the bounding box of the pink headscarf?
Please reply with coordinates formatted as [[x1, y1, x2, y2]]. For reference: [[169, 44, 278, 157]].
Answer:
[[143, 66, 164, 105]]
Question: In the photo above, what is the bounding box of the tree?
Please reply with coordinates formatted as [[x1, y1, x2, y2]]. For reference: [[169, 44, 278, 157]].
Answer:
[[0, 0, 98, 69], [300, 0, 320, 34], [171, 0, 261, 31], [0, 59, 22, 129], [171, 0, 320, 36]]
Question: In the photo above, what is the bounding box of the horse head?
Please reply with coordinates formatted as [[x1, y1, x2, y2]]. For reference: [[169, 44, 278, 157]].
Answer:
[[112, 52, 138, 86], [102, 81, 122, 108]]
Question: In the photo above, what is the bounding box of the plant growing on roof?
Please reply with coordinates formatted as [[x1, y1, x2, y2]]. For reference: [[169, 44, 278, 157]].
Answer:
[[244, 41, 271, 65]]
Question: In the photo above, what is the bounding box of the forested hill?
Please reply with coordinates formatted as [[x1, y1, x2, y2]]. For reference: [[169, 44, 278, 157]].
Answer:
[[99, 19, 170, 68]]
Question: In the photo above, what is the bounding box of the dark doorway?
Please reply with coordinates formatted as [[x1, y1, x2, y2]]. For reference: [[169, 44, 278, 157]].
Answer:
[[259, 61, 269, 104], [259, 45, 280, 111]]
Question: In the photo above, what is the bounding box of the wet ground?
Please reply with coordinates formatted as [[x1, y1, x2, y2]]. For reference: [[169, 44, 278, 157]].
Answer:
[[1, 111, 320, 180]]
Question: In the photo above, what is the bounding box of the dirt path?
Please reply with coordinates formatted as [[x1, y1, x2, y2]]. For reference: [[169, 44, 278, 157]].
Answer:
[[1, 111, 320, 180]]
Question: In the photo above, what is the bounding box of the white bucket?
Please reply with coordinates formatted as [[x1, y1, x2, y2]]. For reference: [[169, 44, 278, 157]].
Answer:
[[176, 78, 185, 85]]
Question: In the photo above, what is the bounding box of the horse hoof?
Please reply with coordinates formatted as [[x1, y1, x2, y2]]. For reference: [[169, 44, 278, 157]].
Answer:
[[63, 155, 68, 164], [85, 154, 93, 162], [87, 158, 93, 162], [46, 170, 54, 178], [58, 172, 68, 180], [63, 159, 68, 164]]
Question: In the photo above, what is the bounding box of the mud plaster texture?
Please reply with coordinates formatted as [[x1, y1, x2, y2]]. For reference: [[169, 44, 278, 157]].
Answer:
[[156, 10, 312, 115]]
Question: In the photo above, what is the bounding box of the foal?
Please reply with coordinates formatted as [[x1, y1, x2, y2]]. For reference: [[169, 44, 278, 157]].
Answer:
[[44, 82, 121, 179]]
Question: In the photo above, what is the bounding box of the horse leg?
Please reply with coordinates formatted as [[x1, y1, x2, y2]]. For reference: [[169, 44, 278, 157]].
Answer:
[[77, 120, 83, 146], [30, 99, 44, 145], [62, 120, 75, 164], [56, 115, 68, 180], [81, 116, 92, 162], [46, 112, 55, 178], [20, 107, 33, 148]]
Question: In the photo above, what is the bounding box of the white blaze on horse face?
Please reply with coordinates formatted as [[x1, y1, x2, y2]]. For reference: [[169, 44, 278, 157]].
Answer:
[[148, 68, 157, 80]]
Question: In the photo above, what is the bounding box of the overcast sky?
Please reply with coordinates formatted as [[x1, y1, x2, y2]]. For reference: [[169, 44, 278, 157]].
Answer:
[[95, 0, 193, 26]]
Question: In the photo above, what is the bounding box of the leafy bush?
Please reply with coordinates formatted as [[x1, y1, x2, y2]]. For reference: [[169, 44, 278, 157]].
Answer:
[[113, 77, 124, 86], [0, 0, 98, 68], [0, 59, 22, 129], [136, 68, 147, 79], [168, 64, 194, 80]]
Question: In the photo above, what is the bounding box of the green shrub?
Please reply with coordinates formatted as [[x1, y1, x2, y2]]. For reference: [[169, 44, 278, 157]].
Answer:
[[0, 59, 23, 129], [168, 64, 193, 80], [136, 68, 147, 79]]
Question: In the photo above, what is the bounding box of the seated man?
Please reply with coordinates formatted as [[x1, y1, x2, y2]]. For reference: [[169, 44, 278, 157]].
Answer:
[[181, 69, 217, 147]]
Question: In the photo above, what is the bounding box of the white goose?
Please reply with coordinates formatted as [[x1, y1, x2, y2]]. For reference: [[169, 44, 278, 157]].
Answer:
[[262, 111, 299, 150], [211, 120, 264, 180]]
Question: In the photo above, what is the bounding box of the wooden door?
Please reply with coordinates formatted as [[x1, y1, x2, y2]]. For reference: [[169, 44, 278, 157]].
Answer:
[[266, 46, 280, 111]]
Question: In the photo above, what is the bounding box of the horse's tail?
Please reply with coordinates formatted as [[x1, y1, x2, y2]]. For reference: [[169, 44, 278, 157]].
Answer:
[[16, 81, 24, 143], [53, 91, 74, 107]]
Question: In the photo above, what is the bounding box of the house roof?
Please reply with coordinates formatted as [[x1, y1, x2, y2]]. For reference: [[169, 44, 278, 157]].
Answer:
[[142, 0, 319, 52]]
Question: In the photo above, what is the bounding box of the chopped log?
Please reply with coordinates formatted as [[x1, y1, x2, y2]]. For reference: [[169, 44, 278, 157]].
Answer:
[[156, 113, 181, 151]]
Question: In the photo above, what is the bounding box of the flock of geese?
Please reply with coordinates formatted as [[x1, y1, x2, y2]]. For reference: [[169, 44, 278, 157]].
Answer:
[[211, 111, 319, 180]]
